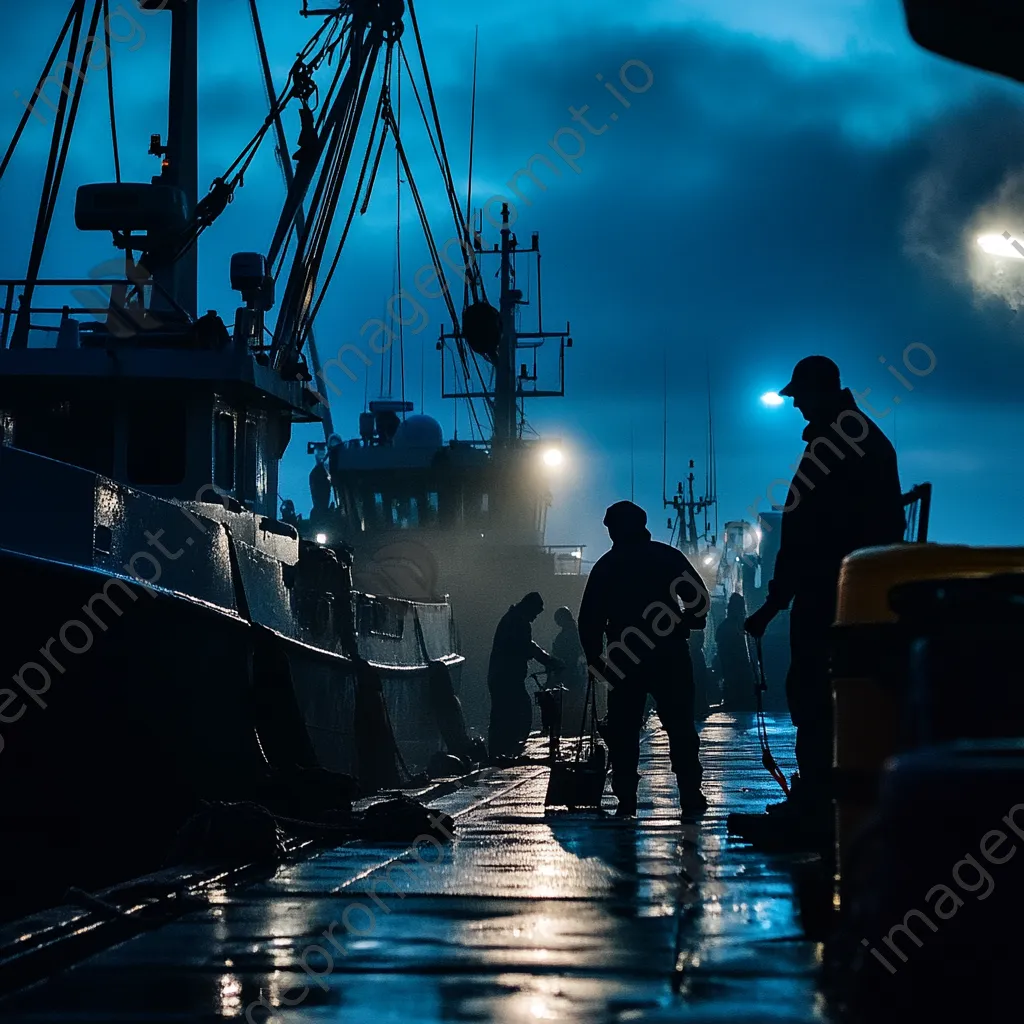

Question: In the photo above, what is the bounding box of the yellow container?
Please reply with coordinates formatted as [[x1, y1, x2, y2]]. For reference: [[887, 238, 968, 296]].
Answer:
[[832, 543, 1024, 905]]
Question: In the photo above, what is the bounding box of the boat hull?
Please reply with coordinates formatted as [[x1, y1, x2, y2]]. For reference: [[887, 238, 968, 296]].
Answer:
[[0, 446, 461, 917]]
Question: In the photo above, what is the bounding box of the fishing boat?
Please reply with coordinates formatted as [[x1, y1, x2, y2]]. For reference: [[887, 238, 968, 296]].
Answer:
[[295, 195, 589, 729], [0, 0, 483, 916]]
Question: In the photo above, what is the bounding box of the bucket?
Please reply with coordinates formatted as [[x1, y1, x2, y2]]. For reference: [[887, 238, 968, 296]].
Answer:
[[831, 544, 1024, 903], [838, 741, 1024, 1020], [544, 745, 607, 810]]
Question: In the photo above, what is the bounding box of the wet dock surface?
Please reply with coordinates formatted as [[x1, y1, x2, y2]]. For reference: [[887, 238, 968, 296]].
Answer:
[[0, 713, 826, 1022]]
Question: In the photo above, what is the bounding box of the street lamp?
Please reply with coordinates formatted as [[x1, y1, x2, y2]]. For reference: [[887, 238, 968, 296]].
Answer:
[[542, 447, 564, 468], [977, 232, 1024, 258]]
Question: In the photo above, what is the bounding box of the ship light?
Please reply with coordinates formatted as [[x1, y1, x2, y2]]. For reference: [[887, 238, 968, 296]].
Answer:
[[315, 533, 328, 544], [761, 391, 784, 406], [977, 232, 1024, 258], [542, 447, 564, 467]]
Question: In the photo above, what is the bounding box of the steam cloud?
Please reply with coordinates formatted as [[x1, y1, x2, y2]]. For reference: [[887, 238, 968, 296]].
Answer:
[[902, 96, 1024, 312]]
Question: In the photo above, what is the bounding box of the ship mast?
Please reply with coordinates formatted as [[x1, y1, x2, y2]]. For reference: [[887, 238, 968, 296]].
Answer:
[[439, 210, 571, 449], [493, 202, 517, 446], [147, 0, 198, 321], [664, 365, 718, 558], [665, 460, 715, 558]]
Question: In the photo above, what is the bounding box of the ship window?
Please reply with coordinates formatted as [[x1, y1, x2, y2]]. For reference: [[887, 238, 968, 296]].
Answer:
[[242, 415, 259, 503], [13, 402, 115, 475], [214, 412, 235, 491], [127, 401, 186, 484], [389, 496, 419, 529], [373, 492, 383, 524], [424, 491, 439, 526]]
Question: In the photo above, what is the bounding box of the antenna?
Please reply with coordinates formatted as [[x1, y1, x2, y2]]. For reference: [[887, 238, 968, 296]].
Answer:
[[662, 348, 668, 504], [463, 26, 478, 311], [706, 358, 718, 541], [630, 419, 635, 502]]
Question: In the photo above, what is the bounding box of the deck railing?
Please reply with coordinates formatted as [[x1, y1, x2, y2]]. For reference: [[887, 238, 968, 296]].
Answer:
[[902, 482, 932, 543]]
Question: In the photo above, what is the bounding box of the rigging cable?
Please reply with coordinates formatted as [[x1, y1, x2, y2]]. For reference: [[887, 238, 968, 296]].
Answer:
[[394, 33, 494, 434], [248, 0, 334, 437], [101, 0, 120, 182], [299, 42, 395, 348], [378, 104, 491, 438], [463, 26, 478, 312], [12, 0, 95, 349], [396, 36, 492, 421], [405, 1, 478, 288], [273, 17, 387, 365], [396, 54, 405, 413], [0, 1, 80, 185]]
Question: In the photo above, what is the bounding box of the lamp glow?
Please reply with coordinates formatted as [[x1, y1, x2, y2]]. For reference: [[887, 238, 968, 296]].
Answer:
[[542, 447, 564, 467], [761, 391, 784, 407], [977, 232, 1024, 259], [315, 533, 327, 544], [702, 555, 715, 566]]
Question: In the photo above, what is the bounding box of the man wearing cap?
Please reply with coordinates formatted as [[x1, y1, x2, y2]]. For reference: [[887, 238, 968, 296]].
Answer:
[[487, 592, 563, 760], [744, 356, 904, 842], [578, 501, 710, 817]]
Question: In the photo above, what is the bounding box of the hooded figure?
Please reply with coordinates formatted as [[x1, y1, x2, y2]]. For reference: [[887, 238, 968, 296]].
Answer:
[[577, 501, 710, 817], [716, 592, 756, 711], [550, 606, 587, 734], [745, 356, 904, 837], [487, 592, 561, 759]]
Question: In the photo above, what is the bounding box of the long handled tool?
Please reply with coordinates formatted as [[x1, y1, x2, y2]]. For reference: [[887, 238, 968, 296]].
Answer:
[[750, 635, 790, 797]]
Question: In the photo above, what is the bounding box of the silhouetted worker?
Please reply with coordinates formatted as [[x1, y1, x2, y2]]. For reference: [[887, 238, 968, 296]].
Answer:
[[578, 501, 710, 818], [487, 592, 562, 759], [279, 498, 299, 526], [551, 606, 587, 735], [716, 593, 757, 711], [309, 452, 332, 517], [744, 356, 904, 841]]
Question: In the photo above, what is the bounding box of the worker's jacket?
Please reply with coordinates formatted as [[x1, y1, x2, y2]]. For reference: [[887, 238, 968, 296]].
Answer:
[[767, 389, 905, 608], [578, 531, 709, 684], [487, 605, 551, 690]]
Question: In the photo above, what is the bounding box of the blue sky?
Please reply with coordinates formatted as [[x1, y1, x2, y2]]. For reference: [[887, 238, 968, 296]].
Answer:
[[2, 1, 1024, 561]]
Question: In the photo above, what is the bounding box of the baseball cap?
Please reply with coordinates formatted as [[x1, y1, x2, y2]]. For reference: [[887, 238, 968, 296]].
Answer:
[[779, 355, 841, 398]]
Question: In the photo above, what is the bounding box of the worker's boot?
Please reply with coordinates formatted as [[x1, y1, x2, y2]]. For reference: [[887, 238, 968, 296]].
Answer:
[[677, 776, 708, 817], [766, 773, 804, 816]]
